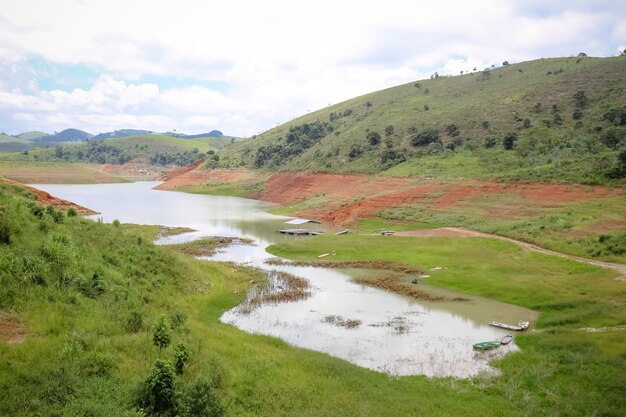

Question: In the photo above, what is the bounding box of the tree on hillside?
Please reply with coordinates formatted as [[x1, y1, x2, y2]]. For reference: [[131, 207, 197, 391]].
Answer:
[[367, 132, 381, 146], [503, 132, 518, 150], [573, 90, 588, 108]]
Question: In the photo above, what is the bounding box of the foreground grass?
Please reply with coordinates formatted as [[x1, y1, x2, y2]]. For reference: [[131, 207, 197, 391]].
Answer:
[[1, 181, 624, 416], [267, 234, 626, 415]]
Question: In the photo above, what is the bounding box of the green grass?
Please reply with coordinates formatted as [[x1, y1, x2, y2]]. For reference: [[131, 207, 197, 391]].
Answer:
[[267, 235, 624, 327], [265, 233, 626, 415], [175, 182, 263, 198], [1, 180, 625, 416], [219, 56, 626, 184], [373, 194, 626, 263]]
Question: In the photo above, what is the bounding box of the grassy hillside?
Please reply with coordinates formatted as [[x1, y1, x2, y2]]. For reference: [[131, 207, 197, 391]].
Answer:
[[219, 56, 626, 184], [1, 179, 625, 416], [0, 135, 234, 167]]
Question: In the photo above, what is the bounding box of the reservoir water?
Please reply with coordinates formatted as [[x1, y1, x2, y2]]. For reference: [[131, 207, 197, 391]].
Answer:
[[32, 181, 533, 378]]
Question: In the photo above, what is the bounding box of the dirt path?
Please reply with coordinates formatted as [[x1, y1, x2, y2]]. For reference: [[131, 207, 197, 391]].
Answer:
[[396, 228, 626, 280]]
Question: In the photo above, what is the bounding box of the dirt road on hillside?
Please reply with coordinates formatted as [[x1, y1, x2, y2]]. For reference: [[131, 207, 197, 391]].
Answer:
[[396, 228, 626, 280]]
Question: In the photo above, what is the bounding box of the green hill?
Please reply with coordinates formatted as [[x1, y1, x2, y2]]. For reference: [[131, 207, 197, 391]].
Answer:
[[0, 134, 234, 166], [219, 56, 626, 184], [17, 131, 49, 140]]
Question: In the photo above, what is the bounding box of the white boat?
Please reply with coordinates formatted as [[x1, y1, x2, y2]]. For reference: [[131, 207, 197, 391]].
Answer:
[[489, 320, 530, 331]]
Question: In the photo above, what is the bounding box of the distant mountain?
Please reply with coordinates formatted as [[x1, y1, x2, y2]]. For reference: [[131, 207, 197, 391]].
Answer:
[[162, 130, 225, 139], [34, 128, 93, 142], [184, 130, 224, 138], [17, 131, 50, 141], [91, 129, 154, 140]]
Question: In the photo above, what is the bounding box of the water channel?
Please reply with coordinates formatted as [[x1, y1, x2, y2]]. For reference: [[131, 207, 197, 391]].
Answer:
[[32, 181, 533, 378]]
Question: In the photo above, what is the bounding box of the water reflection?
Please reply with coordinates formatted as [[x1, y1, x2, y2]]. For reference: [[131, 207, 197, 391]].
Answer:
[[31, 181, 532, 378]]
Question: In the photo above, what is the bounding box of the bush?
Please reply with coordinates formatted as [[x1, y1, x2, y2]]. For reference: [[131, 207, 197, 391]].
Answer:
[[174, 342, 189, 375], [366, 132, 381, 146], [0, 207, 12, 244], [127, 311, 144, 333], [179, 378, 224, 417], [384, 125, 394, 136], [136, 360, 177, 415], [348, 144, 363, 159], [484, 137, 497, 148], [152, 316, 171, 351], [503, 132, 518, 150], [410, 129, 439, 147], [112, 219, 120, 227], [573, 90, 587, 108], [66, 207, 77, 217]]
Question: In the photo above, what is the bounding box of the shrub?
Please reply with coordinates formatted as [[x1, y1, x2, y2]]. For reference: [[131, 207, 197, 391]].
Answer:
[[179, 377, 224, 417], [174, 342, 189, 375], [66, 207, 77, 217], [127, 311, 144, 333], [384, 125, 394, 136], [483, 136, 498, 149], [348, 144, 363, 159], [169, 311, 187, 331], [503, 132, 518, 150], [410, 129, 439, 147], [137, 360, 177, 415], [572, 109, 583, 120], [366, 132, 381, 146], [83, 351, 115, 377], [573, 90, 587, 108], [0, 207, 12, 244], [152, 316, 171, 352], [446, 124, 460, 136], [112, 219, 120, 227]]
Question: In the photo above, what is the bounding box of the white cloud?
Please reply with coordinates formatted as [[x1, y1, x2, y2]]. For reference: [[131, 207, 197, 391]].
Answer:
[[0, 0, 624, 136]]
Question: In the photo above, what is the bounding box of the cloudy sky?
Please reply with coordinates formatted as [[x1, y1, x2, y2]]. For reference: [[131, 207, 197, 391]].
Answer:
[[0, 0, 624, 137]]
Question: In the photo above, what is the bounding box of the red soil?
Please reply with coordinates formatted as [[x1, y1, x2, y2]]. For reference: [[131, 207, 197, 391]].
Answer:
[[0, 311, 25, 344], [157, 165, 624, 227], [3, 178, 97, 216]]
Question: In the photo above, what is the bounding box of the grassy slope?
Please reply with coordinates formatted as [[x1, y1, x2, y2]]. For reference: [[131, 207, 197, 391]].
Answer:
[[220, 56, 626, 184], [0, 160, 128, 184], [1, 181, 624, 416]]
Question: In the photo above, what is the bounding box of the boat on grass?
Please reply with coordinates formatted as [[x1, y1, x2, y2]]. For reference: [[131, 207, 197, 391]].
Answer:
[[473, 334, 513, 351], [489, 320, 530, 331]]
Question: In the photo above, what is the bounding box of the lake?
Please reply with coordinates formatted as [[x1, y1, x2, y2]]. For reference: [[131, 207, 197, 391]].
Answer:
[[32, 181, 533, 378]]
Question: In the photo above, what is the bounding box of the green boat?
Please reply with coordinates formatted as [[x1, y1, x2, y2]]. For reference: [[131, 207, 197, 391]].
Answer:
[[473, 335, 513, 351]]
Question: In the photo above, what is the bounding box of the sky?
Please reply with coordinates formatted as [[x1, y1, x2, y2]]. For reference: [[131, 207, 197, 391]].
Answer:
[[0, 0, 624, 137]]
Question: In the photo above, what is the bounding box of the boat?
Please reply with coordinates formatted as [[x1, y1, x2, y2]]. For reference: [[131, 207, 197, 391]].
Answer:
[[489, 320, 530, 331], [473, 335, 513, 351]]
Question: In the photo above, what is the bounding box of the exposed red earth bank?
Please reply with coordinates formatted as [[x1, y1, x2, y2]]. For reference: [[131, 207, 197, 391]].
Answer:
[[155, 166, 623, 227]]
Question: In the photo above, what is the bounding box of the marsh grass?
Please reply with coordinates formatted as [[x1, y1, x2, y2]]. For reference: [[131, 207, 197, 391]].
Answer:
[[238, 270, 311, 314], [354, 273, 447, 301], [168, 236, 254, 257], [323, 315, 362, 329]]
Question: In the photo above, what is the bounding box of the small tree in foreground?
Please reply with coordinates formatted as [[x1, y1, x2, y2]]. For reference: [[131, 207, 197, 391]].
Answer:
[[152, 316, 171, 353]]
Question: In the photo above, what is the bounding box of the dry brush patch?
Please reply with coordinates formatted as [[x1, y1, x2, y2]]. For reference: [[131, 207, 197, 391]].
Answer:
[[239, 270, 311, 314], [168, 236, 254, 257], [322, 315, 362, 329], [0, 310, 25, 344], [265, 258, 423, 274], [354, 273, 449, 302]]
